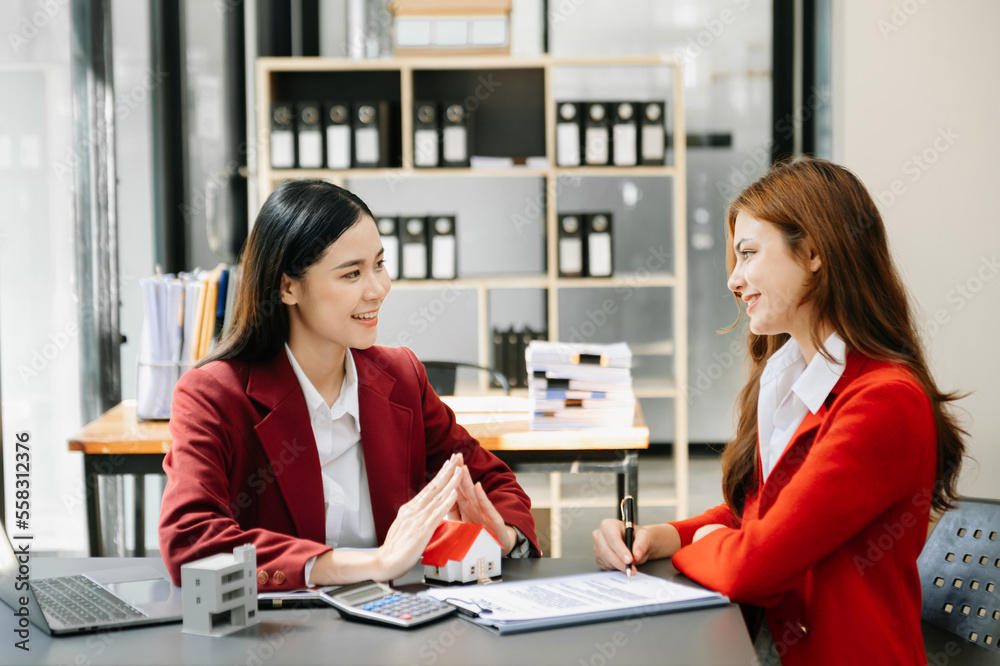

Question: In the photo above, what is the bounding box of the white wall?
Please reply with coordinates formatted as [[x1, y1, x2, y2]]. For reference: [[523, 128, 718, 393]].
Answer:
[[832, 1, 1000, 498]]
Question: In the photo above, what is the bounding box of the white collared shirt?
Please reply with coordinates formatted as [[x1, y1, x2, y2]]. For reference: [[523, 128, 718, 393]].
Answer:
[[285, 345, 376, 584], [757, 332, 847, 482]]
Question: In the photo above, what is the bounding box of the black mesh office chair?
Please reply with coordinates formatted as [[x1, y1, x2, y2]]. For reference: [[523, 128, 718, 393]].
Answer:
[[918, 498, 1000, 650], [420, 361, 510, 396]]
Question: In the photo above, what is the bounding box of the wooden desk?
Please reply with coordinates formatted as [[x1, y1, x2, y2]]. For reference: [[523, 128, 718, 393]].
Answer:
[[69, 398, 649, 557]]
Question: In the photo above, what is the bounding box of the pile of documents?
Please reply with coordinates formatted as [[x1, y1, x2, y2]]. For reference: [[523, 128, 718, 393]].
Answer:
[[526, 341, 635, 430], [137, 264, 239, 419]]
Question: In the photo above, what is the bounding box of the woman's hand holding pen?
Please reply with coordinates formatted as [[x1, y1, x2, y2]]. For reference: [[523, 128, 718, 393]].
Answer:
[[592, 519, 682, 575]]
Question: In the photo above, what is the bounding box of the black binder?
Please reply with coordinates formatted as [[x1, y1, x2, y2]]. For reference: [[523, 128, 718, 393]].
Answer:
[[639, 101, 666, 165], [324, 102, 352, 169], [270, 102, 295, 169], [413, 101, 439, 168], [493, 327, 506, 386], [556, 102, 581, 167], [612, 102, 638, 167], [295, 101, 324, 169], [505, 326, 520, 388], [429, 215, 457, 280], [583, 102, 611, 166], [441, 102, 470, 167], [376, 216, 400, 280], [401, 216, 429, 279], [352, 101, 388, 168], [557, 214, 585, 277], [586, 212, 613, 277]]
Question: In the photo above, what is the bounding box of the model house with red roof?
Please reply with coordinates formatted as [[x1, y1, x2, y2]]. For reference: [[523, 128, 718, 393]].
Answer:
[[422, 520, 502, 583]]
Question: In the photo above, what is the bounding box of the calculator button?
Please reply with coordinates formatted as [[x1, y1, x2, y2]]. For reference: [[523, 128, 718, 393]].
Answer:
[[399, 613, 413, 620]]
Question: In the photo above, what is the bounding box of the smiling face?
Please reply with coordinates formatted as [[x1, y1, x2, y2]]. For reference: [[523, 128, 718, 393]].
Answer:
[[727, 211, 821, 346], [281, 215, 391, 354]]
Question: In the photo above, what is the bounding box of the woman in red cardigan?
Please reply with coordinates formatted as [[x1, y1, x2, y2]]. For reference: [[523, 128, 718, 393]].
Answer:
[[593, 158, 966, 665], [159, 180, 537, 591]]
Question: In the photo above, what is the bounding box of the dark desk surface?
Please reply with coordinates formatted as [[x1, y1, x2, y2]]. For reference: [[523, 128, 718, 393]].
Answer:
[[2, 558, 755, 666]]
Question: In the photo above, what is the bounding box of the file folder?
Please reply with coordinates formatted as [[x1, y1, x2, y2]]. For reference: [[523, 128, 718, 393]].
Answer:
[[558, 214, 585, 277], [584, 102, 611, 166], [270, 102, 295, 169], [401, 216, 429, 279], [612, 102, 638, 167], [295, 102, 324, 169], [556, 102, 581, 167], [429, 215, 457, 279], [376, 216, 400, 280], [324, 102, 352, 169], [586, 212, 613, 277], [441, 102, 470, 167], [413, 101, 439, 168], [352, 101, 386, 168], [640, 101, 666, 165]]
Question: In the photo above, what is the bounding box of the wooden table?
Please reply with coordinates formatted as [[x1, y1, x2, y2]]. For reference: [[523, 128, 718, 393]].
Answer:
[[69, 398, 649, 557]]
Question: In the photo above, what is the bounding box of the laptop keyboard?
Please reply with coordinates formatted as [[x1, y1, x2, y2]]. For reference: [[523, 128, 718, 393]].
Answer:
[[32, 575, 146, 628]]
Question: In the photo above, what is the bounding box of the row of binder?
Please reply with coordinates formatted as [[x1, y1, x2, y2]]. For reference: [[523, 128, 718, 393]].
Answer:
[[137, 264, 240, 419], [558, 212, 613, 278], [413, 100, 470, 168], [493, 326, 548, 389], [270, 100, 398, 169], [377, 215, 457, 281], [556, 101, 667, 167]]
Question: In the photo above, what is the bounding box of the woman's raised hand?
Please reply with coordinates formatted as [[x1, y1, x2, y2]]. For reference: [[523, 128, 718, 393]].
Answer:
[[371, 453, 463, 581]]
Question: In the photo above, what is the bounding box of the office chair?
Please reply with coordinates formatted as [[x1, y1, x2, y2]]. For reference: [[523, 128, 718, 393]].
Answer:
[[420, 361, 511, 396], [917, 497, 1000, 649]]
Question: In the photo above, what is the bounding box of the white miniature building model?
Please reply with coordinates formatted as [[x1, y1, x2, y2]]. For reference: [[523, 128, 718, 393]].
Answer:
[[181, 544, 259, 637], [423, 520, 502, 584]]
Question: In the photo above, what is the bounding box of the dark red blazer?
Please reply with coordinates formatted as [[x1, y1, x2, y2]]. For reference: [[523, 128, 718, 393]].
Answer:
[[158, 345, 538, 590], [670, 352, 937, 666]]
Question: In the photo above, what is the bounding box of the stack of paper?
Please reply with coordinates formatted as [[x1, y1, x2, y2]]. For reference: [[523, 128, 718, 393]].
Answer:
[[137, 263, 240, 419], [526, 341, 635, 430]]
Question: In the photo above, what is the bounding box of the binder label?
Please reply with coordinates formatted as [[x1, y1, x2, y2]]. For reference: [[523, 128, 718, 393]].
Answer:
[[443, 125, 468, 163], [326, 125, 351, 169], [431, 235, 456, 279], [414, 128, 439, 167], [584, 127, 609, 165], [270, 131, 294, 168], [298, 130, 323, 169], [355, 127, 380, 165], [612, 124, 637, 166], [556, 123, 581, 167], [641, 125, 665, 162], [559, 237, 583, 275]]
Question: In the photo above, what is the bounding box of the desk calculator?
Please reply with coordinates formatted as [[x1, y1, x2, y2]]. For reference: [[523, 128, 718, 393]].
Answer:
[[320, 581, 456, 628]]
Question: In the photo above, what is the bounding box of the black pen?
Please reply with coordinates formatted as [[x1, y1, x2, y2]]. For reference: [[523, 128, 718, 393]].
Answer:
[[621, 495, 635, 580]]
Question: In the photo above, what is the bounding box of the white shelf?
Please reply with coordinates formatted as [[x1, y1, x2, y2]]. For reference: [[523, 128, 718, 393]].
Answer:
[[255, 54, 689, 520]]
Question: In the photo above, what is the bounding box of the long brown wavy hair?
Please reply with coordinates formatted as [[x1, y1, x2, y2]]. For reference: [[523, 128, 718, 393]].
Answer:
[[721, 157, 966, 516]]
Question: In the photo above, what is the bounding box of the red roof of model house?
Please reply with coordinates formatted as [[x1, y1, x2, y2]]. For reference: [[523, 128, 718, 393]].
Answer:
[[422, 521, 502, 567]]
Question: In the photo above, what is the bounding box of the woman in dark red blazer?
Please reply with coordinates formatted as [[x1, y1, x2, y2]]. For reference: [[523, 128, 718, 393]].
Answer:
[[159, 180, 538, 591], [594, 158, 966, 665]]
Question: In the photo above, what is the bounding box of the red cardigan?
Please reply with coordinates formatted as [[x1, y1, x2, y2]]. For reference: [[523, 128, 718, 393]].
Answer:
[[158, 345, 538, 590], [670, 352, 936, 666]]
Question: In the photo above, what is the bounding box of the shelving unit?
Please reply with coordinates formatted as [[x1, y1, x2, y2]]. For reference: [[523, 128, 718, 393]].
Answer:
[[255, 55, 689, 519]]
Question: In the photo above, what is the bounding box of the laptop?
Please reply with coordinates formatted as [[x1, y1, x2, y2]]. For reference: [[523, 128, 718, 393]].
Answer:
[[0, 520, 183, 635]]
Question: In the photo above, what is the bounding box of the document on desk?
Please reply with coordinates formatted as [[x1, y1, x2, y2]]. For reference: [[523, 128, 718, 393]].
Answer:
[[425, 571, 727, 635]]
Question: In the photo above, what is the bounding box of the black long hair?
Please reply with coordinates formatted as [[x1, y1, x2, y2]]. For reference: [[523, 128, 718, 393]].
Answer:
[[200, 179, 375, 365]]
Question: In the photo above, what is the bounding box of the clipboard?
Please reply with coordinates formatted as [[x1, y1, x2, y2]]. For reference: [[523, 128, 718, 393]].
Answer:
[[425, 570, 728, 635]]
